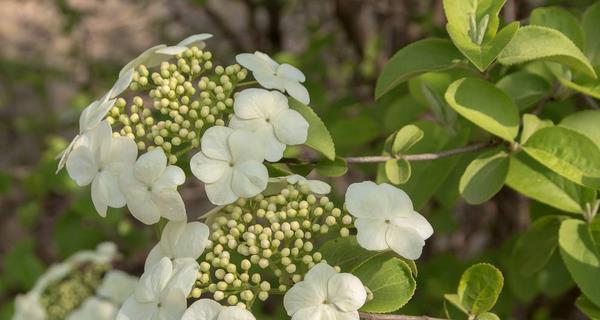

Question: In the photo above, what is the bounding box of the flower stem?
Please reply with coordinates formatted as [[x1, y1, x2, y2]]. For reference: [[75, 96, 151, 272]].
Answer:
[[236, 80, 258, 87]]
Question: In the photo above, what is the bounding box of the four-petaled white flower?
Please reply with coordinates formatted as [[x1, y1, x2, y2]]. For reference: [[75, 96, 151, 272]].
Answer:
[[283, 262, 367, 320], [236, 52, 310, 104], [345, 181, 433, 260], [117, 257, 198, 320], [229, 89, 309, 162], [67, 297, 117, 320], [182, 299, 256, 320], [119, 148, 187, 225], [66, 121, 138, 217], [56, 93, 116, 173], [144, 221, 210, 271], [190, 126, 268, 205], [97, 270, 139, 305], [177, 33, 213, 49]]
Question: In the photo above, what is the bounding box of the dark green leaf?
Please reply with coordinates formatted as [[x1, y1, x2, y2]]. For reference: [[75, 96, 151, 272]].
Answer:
[[530, 6, 585, 50], [459, 149, 509, 204], [496, 72, 550, 111], [315, 156, 348, 177]]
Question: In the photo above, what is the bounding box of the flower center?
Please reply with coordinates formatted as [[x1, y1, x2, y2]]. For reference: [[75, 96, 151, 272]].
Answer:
[[384, 219, 391, 224], [229, 161, 235, 167], [265, 118, 271, 123]]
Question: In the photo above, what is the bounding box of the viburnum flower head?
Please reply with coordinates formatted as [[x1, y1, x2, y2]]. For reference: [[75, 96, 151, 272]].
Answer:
[[236, 52, 310, 104], [119, 148, 187, 225], [145, 221, 210, 271], [56, 93, 116, 172], [345, 181, 434, 260], [230, 88, 309, 162], [182, 299, 256, 320], [117, 257, 198, 320], [66, 120, 138, 217], [283, 262, 367, 320], [190, 126, 268, 205]]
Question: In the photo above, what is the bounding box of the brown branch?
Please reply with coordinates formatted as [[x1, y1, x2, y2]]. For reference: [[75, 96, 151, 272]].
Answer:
[[359, 312, 447, 320]]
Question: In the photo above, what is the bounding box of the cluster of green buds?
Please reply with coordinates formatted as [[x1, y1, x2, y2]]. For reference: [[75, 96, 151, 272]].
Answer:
[[106, 45, 249, 164], [39, 263, 109, 320], [190, 182, 354, 310]]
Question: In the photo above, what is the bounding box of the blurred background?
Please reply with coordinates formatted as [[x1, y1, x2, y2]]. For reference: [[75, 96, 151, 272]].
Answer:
[[0, 0, 596, 318]]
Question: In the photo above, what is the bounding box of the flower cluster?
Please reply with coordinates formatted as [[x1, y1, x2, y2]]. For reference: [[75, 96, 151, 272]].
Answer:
[[13, 243, 137, 320]]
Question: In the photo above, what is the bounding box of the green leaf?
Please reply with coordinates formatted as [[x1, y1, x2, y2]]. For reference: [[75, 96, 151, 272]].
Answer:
[[512, 215, 567, 276], [445, 77, 519, 141], [498, 26, 597, 78], [477, 312, 501, 320], [506, 152, 596, 214], [354, 254, 416, 313], [458, 263, 504, 315], [3, 239, 45, 290], [444, 294, 469, 319], [496, 71, 551, 111], [289, 99, 336, 160], [576, 295, 600, 319], [459, 149, 509, 204], [558, 76, 600, 100], [375, 38, 464, 98], [381, 94, 427, 134], [385, 159, 412, 185], [522, 126, 600, 189], [392, 125, 424, 155], [583, 1, 600, 65], [521, 114, 553, 144], [330, 116, 380, 154], [315, 156, 347, 177], [318, 236, 381, 272], [559, 218, 600, 307], [560, 110, 600, 149], [530, 6, 585, 50], [443, 0, 519, 71]]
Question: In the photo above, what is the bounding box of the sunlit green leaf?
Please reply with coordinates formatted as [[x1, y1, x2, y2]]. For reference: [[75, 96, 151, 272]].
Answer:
[[289, 99, 336, 161], [458, 263, 504, 315]]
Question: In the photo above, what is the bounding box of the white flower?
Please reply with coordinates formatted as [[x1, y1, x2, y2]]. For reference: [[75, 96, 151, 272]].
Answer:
[[119, 148, 187, 225], [110, 44, 188, 99], [69, 242, 118, 266], [97, 270, 138, 304], [190, 126, 268, 205], [117, 257, 198, 320], [283, 262, 366, 320], [67, 297, 117, 320], [177, 33, 213, 49], [56, 93, 116, 173], [182, 299, 256, 320], [13, 293, 46, 320], [229, 89, 309, 161], [236, 52, 310, 104], [345, 181, 434, 260], [144, 220, 209, 271], [66, 120, 137, 217]]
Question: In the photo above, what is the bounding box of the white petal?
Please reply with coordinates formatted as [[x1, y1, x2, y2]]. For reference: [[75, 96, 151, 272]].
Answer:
[[155, 45, 188, 56], [201, 126, 234, 161], [110, 70, 134, 99], [97, 270, 138, 304], [257, 125, 286, 162], [231, 162, 268, 198], [153, 189, 187, 222], [307, 180, 331, 195], [116, 296, 158, 320], [254, 72, 285, 91], [67, 297, 117, 320], [135, 148, 167, 185], [236, 52, 277, 74], [190, 152, 229, 184], [284, 281, 327, 316], [56, 135, 79, 173], [171, 222, 210, 260], [290, 305, 337, 320], [79, 96, 116, 133], [277, 64, 306, 82], [166, 258, 199, 296], [125, 184, 161, 225], [354, 219, 389, 251], [272, 109, 309, 145], [391, 212, 433, 240], [284, 80, 310, 105], [380, 183, 414, 217], [105, 136, 138, 172], [154, 165, 185, 190], [217, 307, 256, 320], [327, 273, 366, 312], [205, 170, 237, 205], [144, 245, 166, 272], [182, 299, 222, 320], [304, 262, 336, 284], [156, 288, 187, 320], [135, 257, 173, 303], [229, 130, 265, 163], [178, 34, 213, 48], [386, 224, 426, 260], [66, 145, 97, 186], [335, 311, 360, 320], [119, 44, 167, 78], [233, 88, 286, 120], [345, 181, 393, 219], [92, 171, 124, 217]]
